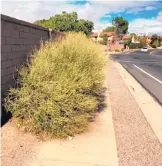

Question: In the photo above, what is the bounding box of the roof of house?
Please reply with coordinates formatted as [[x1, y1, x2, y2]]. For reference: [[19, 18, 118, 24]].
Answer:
[[147, 36, 152, 39], [122, 35, 131, 40], [100, 32, 114, 37], [90, 32, 114, 37]]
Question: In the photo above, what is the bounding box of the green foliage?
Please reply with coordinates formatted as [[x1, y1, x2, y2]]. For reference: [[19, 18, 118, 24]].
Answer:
[[150, 34, 161, 48], [129, 43, 143, 49], [103, 26, 114, 32], [113, 17, 128, 35], [138, 36, 147, 47], [4, 33, 106, 139], [115, 49, 120, 52], [100, 40, 107, 45], [34, 11, 94, 35], [123, 39, 131, 46], [130, 33, 138, 40], [100, 34, 108, 45], [152, 40, 160, 48]]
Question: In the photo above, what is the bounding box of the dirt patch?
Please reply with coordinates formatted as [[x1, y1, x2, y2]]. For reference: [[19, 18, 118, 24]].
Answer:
[[1, 120, 40, 166]]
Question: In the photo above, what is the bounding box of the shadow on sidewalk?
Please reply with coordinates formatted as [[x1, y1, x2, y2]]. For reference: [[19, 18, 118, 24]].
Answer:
[[96, 87, 107, 113], [1, 106, 12, 127]]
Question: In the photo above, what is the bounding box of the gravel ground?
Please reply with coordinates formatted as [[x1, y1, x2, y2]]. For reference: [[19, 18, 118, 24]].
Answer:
[[1, 120, 40, 166], [107, 60, 162, 166]]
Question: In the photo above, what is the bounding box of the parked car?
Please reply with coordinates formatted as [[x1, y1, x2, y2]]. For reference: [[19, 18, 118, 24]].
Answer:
[[140, 47, 148, 52]]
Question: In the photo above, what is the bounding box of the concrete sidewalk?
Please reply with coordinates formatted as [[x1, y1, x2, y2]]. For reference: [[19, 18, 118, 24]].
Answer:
[[30, 70, 118, 166], [3, 59, 162, 166]]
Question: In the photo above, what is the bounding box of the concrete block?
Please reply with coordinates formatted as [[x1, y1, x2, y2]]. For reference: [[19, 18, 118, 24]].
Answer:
[[2, 74, 12, 84], [6, 37, 24, 45], [2, 52, 23, 60], [1, 37, 6, 44], [11, 59, 21, 67], [2, 60, 12, 69], [1, 67, 15, 77], [1, 84, 10, 96], [2, 29, 19, 38], [35, 39, 41, 45], [23, 39, 36, 45], [27, 44, 34, 51], [19, 32, 30, 39], [11, 45, 28, 52], [1, 68, 8, 77], [1, 45, 11, 53], [24, 26, 31, 33], [31, 28, 36, 34], [1, 53, 8, 61], [7, 67, 16, 75], [12, 24, 24, 32]]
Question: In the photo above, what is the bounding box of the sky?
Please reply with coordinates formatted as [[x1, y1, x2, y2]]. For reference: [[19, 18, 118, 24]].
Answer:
[[1, 0, 162, 35]]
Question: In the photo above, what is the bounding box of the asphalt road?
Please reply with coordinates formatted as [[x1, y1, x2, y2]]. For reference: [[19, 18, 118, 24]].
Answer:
[[111, 49, 162, 105]]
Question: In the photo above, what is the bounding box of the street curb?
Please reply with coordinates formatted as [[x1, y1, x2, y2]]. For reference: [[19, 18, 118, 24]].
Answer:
[[114, 62, 162, 146]]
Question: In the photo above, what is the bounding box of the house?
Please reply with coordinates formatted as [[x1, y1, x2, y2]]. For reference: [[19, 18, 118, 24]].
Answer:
[[146, 35, 152, 45], [90, 32, 114, 42], [122, 35, 131, 40], [90, 31, 125, 51]]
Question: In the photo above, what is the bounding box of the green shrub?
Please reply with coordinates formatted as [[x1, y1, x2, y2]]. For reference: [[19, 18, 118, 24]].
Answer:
[[152, 40, 159, 48], [4, 32, 106, 138], [129, 43, 143, 49], [99, 40, 107, 45], [115, 49, 120, 52]]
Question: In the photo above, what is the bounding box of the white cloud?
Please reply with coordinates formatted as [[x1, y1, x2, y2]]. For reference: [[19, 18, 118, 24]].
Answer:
[[157, 11, 162, 21], [93, 21, 111, 32], [145, 6, 156, 10], [129, 15, 162, 35], [1, 1, 155, 22], [127, 6, 156, 14], [1, 1, 80, 22], [1, 0, 161, 35]]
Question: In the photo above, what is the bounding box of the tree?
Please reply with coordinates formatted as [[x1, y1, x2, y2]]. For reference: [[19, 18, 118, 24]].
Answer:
[[75, 19, 94, 35], [112, 17, 128, 35], [100, 34, 108, 45], [103, 26, 114, 32], [152, 40, 160, 48], [34, 11, 94, 35], [138, 36, 147, 47], [130, 33, 138, 40], [150, 34, 161, 48]]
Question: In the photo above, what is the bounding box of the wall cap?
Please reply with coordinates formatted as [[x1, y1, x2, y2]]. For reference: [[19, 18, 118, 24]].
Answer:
[[1, 14, 49, 31]]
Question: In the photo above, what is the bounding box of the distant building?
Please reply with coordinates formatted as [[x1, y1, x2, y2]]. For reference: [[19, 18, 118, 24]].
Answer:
[[131, 35, 140, 44], [90, 32, 114, 42]]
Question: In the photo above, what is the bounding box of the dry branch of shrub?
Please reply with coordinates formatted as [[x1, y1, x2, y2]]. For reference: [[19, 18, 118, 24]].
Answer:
[[4, 32, 106, 139]]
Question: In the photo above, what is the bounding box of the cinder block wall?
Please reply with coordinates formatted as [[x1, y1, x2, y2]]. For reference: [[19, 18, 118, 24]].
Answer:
[[1, 14, 50, 98]]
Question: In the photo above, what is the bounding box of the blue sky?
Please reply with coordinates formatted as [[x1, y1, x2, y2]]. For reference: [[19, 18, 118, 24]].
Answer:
[[1, 0, 162, 34]]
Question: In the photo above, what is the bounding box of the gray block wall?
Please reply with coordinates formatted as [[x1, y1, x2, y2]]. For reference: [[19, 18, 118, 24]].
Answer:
[[1, 14, 50, 98]]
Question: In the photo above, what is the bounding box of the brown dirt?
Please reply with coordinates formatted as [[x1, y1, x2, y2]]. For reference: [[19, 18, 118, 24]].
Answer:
[[1, 120, 40, 166]]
